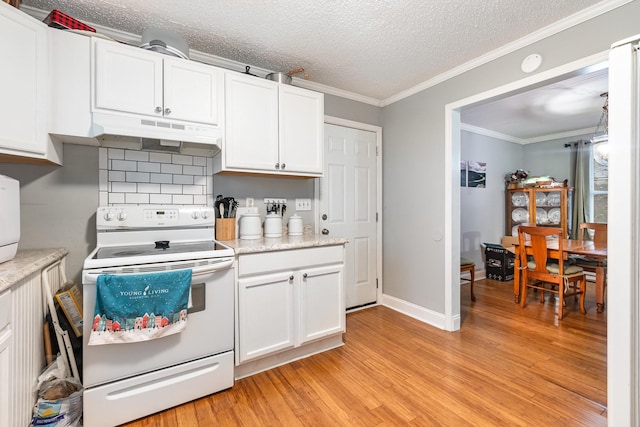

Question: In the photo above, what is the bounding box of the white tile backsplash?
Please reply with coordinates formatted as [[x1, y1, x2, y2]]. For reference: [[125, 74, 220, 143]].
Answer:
[[138, 162, 161, 173], [100, 148, 211, 206], [161, 163, 183, 174]]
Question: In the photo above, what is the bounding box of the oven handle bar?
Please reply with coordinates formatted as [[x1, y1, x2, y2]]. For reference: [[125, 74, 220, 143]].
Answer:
[[83, 257, 234, 285]]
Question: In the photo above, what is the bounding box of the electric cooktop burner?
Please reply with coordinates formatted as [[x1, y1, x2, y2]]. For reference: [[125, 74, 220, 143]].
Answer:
[[94, 241, 227, 260]]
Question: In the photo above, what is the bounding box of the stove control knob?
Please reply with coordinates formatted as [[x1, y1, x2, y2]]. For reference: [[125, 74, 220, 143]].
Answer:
[[103, 212, 115, 221], [117, 212, 128, 221], [192, 211, 200, 219], [201, 210, 209, 219]]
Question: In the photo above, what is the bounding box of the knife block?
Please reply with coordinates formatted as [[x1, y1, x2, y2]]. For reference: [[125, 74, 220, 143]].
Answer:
[[216, 218, 236, 241]]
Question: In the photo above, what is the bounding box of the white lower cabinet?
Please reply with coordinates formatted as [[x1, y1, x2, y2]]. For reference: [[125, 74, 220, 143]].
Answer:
[[237, 246, 345, 364]]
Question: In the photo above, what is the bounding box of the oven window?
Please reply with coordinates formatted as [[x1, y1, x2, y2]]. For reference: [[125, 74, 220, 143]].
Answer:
[[189, 283, 205, 314]]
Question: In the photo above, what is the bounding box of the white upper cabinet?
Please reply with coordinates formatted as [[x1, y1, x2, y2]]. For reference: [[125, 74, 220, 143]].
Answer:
[[279, 84, 324, 175], [223, 72, 279, 170], [93, 39, 222, 126], [215, 71, 324, 177], [0, 3, 61, 164]]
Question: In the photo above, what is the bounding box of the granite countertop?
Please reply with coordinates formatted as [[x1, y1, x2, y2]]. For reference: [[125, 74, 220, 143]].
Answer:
[[221, 234, 348, 255], [0, 248, 69, 293]]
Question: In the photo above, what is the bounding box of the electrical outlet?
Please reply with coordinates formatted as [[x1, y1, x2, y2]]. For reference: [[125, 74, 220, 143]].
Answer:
[[295, 198, 311, 211], [246, 197, 254, 208], [263, 198, 287, 205]]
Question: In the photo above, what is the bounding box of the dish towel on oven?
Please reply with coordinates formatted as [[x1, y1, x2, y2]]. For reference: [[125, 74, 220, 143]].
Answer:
[[88, 269, 192, 346]]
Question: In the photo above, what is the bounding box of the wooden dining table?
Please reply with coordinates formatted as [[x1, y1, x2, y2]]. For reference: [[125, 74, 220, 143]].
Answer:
[[513, 239, 608, 312]]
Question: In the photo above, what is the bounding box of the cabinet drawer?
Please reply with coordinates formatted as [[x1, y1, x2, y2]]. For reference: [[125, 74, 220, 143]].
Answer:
[[239, 246, 344, 277]]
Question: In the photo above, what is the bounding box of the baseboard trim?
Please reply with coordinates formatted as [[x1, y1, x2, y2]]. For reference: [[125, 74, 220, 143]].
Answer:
[[381, 294, 447, 330]]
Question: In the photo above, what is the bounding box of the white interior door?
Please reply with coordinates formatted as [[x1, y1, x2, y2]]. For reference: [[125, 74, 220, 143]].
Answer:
[[320, 124, 377, 309]]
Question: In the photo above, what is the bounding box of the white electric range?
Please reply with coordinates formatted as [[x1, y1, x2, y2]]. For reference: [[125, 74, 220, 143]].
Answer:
[[82, 206, 235, 427]]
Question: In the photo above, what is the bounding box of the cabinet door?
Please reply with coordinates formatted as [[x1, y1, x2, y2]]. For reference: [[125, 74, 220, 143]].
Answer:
[[163, 57, 221, 125], [279, 85, 324, 175], [224, 72, 279, 171], [507, 189, 531, 236], [94, 39, 163, 117], [0, 4, 47, 157], [238, 271, 294, 363], [299, 264, 344, 344], [0, 327, 10, 427]]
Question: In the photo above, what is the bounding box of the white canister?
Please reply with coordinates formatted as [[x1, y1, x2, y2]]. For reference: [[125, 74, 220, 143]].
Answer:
[[263, 212, 283, 238], [288, 215, 303, 236], [239, 213, 262, 240]]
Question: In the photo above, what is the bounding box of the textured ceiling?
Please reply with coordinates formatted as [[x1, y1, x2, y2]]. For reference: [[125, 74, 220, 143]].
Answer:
[[462, 67, 609, 141], [21, 0, 606, 102]]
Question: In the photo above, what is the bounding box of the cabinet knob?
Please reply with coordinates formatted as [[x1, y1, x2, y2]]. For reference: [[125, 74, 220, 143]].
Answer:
[[281, 163, 286, 170], [322, 228, 330, 235], [164, 107, 171, 115], [289, 275, 294, 281], [155, 106, 162, 114], [275, 163, 280, 170], [302, 273, 308, 279]]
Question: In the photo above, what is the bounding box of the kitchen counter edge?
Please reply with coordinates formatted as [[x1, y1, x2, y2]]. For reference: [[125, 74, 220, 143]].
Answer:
[[0, 248, 69, 293], [221, 234, 348, 255]]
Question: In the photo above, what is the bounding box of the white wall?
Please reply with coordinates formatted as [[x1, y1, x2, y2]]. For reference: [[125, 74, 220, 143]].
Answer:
[[460, 131, 522, 267]]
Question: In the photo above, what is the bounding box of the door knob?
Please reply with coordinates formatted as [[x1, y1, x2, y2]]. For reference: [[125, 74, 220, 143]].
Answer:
[[322, 228, 329, 235]]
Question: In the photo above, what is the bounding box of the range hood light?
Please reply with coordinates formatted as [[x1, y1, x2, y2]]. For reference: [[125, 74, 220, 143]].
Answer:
[[160, 139, 181, 148]]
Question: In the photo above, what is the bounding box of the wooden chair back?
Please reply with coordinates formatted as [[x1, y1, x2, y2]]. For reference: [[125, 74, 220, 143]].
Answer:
[[579, 222, 607, 244], [517, 225, 565, 281], [517, 225, 586, 319]]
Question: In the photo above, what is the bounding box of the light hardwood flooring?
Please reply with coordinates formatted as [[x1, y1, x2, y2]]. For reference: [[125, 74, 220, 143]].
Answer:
[[122, 279, 607, 426]]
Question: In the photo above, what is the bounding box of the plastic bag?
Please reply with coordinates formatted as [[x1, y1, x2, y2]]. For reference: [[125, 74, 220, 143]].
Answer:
[[31, 357, 83, 427]]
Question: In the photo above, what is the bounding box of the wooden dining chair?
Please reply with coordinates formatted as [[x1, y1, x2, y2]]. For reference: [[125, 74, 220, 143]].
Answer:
[[517, 225, 586, 320], [578, 222, 607, 244], [460, 258, 476, 302], [574, 222, 608, 298]]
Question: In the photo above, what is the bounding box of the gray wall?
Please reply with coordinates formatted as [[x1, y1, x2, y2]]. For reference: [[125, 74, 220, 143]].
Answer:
[[381, 0, 640, 312], [460, 131, 522, 267], [522, 132, 593, 187]]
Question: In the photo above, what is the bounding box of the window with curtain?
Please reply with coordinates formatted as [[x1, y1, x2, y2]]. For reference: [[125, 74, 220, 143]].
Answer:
[[591, 141, 608, 223]]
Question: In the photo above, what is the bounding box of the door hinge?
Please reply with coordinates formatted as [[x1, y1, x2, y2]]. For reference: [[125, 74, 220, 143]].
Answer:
[[376, 146, 379, 156], [376, 278, 379, 288], [376, 212, 378, 222]]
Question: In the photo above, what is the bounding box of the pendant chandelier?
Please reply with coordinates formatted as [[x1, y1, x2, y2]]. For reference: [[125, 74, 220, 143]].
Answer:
[[591, 92, 608, 144]]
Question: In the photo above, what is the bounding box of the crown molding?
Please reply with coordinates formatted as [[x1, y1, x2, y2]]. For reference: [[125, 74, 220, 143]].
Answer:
[[461, 123, 596, 145], [460, 124, 525, 144], [381, 0, 632, 107]]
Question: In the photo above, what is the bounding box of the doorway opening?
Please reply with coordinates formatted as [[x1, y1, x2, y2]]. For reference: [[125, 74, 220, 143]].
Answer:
[[444, 51, 609, 332]]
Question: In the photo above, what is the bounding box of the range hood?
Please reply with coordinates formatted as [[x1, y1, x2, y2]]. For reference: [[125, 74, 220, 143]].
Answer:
[[49, 111, 223, 156], [92, 112, 223, 156]]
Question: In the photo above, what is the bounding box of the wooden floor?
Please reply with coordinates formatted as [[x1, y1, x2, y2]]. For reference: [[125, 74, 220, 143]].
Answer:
[[122, 279, 607, 426]]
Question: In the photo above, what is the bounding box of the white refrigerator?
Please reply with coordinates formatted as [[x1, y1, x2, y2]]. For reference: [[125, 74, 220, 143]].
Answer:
[[607, 34, 640, 427]]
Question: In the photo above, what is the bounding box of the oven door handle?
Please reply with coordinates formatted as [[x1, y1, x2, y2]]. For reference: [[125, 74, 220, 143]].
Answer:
[[83, 257, 234, 285]]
